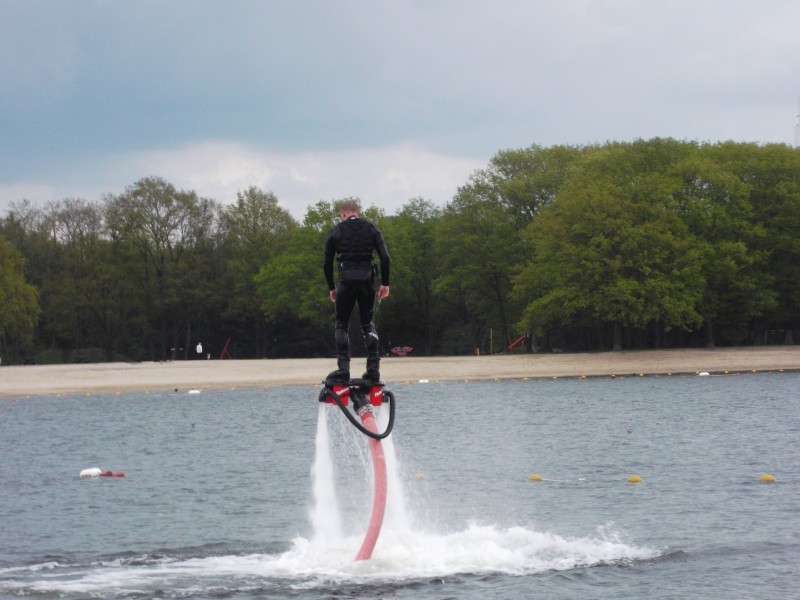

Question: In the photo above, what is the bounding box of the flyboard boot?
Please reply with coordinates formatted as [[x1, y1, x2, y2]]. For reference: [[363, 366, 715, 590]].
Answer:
[[325, 357, 350, 385], [326, 322, 351, 384], [360, 323, 382, 384]]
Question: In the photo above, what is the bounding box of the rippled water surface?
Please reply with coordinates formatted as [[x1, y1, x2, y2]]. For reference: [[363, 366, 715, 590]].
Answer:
[[1, 372, 798, 599]]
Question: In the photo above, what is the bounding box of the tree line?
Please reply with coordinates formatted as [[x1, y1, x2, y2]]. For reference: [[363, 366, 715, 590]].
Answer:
[[1, 138, 799, 364]]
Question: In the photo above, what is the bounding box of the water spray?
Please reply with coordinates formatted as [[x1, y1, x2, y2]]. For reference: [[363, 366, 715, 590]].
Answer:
[[318, 378, 396, 561]]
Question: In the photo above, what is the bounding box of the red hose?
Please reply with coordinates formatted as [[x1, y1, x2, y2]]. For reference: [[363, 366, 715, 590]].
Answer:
[[354, 409, 387, 561]]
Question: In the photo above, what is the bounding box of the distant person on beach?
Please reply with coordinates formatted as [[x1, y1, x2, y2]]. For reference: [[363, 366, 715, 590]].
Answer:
[[323, 198, 391, 384]]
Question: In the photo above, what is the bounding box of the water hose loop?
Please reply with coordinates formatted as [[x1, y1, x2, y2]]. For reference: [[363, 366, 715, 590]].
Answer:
[[322, 387, 395, 440]]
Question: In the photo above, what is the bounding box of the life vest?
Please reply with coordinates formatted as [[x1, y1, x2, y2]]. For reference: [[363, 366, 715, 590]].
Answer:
[[335, 218, 379, 280]]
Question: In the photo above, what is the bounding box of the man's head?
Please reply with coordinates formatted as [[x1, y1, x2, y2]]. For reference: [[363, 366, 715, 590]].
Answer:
[[338, 198, 361, 219]]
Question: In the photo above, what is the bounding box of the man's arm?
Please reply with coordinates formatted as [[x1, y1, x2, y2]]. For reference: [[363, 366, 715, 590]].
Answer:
[[374, 229, 390, 286], [322, 228, 337, 291], [374, 227, 390, 300]]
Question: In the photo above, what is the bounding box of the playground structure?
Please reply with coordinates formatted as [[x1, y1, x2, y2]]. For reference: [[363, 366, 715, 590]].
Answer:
[[477, 327, 532, 355]]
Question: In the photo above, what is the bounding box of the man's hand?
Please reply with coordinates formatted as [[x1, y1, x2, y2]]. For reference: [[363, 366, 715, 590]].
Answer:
[[329, 289, 336, 302], [377, 285, 390, 300]]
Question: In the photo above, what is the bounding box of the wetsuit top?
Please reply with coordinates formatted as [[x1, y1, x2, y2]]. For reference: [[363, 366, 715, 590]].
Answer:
[[323, 216, 390, 290]]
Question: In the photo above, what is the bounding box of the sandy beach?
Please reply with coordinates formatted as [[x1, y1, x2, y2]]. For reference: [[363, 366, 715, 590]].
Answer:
[[1, 346, 798, 396]]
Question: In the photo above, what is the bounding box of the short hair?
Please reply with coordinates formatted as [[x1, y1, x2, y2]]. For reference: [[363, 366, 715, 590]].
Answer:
[[338, 198, 361, 213]]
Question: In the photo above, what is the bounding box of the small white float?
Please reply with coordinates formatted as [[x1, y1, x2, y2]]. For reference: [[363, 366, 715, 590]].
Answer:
[[80, 467, 125, 478]]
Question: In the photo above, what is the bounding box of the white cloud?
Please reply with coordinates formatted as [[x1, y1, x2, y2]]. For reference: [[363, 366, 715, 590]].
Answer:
[[0, 182, 65, 208], [0, 142, 485, 220], [125, 141, 483, 218]]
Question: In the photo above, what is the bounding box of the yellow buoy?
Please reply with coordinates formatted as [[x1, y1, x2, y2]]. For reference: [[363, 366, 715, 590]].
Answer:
[[759, 473, 776, 483], [627, 475, 642, 483], [528, 474, 543, 481]]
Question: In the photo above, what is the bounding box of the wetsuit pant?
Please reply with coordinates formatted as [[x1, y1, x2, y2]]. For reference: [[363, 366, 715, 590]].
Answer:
[[334, 280, 380, 375]]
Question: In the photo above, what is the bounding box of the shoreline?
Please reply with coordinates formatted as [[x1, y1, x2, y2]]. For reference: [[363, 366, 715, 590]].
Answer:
[[1, 346, 798, 397]]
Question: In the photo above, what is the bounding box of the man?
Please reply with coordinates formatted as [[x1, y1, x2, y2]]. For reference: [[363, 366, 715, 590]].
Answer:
[[323, 198, 390, 384]]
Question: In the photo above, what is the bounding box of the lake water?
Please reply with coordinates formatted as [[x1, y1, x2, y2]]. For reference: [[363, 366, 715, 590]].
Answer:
[[1, 372, 798, 599]]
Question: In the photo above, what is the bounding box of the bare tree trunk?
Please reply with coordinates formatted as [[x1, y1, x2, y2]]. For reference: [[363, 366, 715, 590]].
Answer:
[[185, 319, 192, 359], [612, 322, 622, 351], [703, 318, 715, 348]]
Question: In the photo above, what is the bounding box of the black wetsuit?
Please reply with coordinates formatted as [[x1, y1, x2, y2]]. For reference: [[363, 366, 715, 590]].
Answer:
[[323, 216, 390, 381]]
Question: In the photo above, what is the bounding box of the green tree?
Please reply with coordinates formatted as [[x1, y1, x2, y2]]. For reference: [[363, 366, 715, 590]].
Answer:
[[1, 200, 77, 359], [378, 198, 442, 354], [707, 142, 800, 343], [431, 146, 586, 353], [434, 197, 520, 351], [255, 200, 341, 357], [484, 144, 584, 222], [220, 187, 296, 356], [254, 225, 328, 356], [0, 234, 40, 360], [671, 145, 776, 346], [105, 177, 222, 360], [514, 142, 704, 350], [44, 198, 121, 360]]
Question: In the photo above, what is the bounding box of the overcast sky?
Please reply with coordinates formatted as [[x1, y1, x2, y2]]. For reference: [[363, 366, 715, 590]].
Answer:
[[2, 0, 799, 219]]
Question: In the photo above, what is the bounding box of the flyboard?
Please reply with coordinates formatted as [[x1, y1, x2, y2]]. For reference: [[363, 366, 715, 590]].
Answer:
[[318, 377, 396, 561]]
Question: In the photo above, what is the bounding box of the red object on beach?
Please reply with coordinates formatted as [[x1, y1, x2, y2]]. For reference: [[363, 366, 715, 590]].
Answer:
[[508, 335, 526, 352], [219, 337, 232, 359], [390, 346, 413, 357]]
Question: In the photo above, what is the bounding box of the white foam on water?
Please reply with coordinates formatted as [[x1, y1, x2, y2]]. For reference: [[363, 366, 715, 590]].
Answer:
[[376, 403, 412, 532], [308, 404, 343, 545], [6, 521, 657, 596]]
